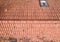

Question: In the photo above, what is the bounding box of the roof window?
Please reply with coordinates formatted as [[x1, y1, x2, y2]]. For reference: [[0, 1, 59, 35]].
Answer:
[[39, 0, 49, 7]]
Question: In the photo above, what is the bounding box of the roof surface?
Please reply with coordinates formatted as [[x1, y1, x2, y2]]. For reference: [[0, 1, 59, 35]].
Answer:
[[0, 0, 60, 20], [0, 21, 60, 41]]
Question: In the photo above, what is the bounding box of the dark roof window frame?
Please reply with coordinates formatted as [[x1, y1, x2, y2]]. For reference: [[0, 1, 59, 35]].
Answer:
[[9, 38, 17, 42]]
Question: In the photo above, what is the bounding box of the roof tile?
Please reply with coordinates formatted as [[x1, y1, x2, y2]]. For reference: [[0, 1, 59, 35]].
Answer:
[[0, 0, 60, 20]]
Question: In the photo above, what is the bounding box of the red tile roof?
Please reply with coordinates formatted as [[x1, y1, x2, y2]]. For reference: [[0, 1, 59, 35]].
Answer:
[[0, 21, 60, 41], [0, 0, 60, 20], [0, 0, 60, 42]]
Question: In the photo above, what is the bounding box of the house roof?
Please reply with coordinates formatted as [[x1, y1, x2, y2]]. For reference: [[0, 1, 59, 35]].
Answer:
[[0, 21, 60, 40], [0, 0, 60, 20]]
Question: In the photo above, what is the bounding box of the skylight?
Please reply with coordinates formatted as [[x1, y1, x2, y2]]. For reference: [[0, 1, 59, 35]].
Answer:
[[39, 0, 49, 7], [9, 38, 17, 42]]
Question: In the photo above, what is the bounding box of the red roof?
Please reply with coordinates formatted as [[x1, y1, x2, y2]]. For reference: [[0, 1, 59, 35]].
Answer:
[[0, 0, 60, 20], [0, 0, 60, 41]]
